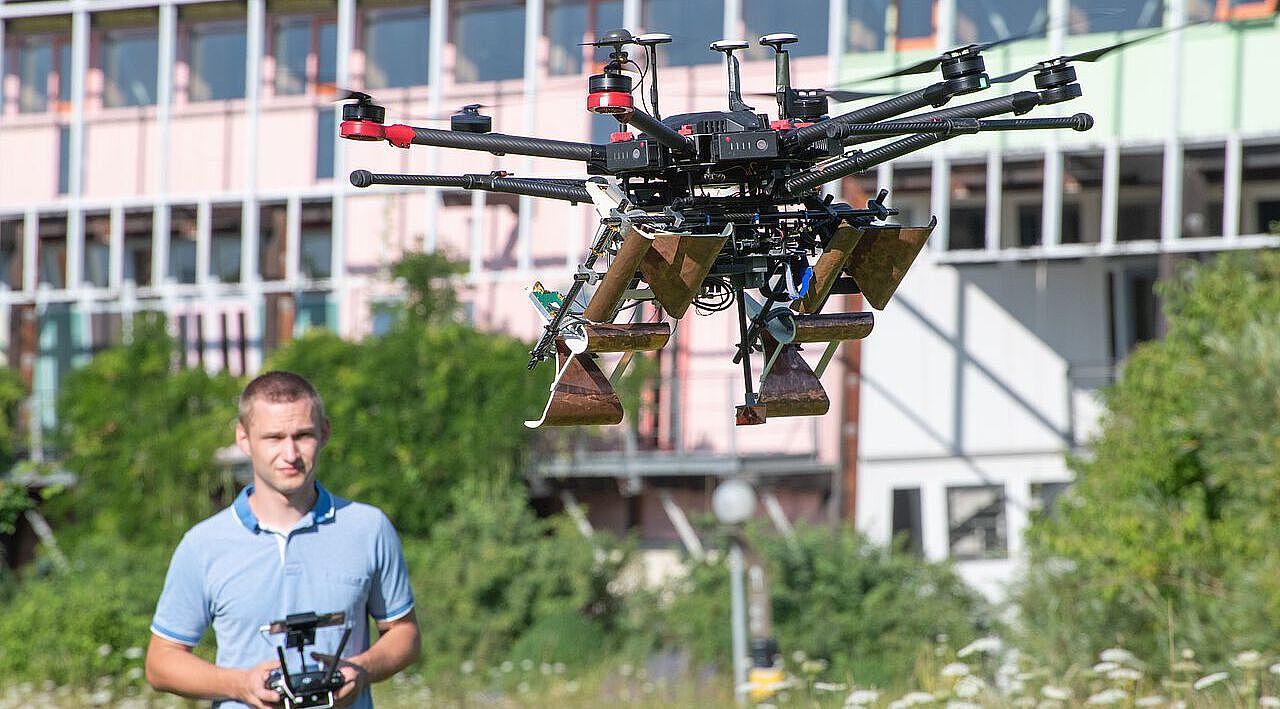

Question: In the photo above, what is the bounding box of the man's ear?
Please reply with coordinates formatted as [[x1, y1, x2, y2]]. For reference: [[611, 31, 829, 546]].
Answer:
[[319, 417, 331, 446], [235, 419, 251, 455]]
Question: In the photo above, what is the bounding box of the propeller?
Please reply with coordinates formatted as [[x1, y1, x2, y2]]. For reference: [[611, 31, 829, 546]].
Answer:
[[849, 26, 1046, 84], [989, 20, 1209, 85], [320, 85, 372, 102]]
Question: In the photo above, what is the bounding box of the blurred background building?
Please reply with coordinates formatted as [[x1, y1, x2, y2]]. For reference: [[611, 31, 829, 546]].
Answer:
[[0, 0, 1276, 597]]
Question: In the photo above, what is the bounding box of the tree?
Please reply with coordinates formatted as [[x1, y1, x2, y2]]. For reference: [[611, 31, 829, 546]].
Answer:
[[1018, 251, 1280, 672], [265, 252, 552, 534], [56, 313, 241, 546]]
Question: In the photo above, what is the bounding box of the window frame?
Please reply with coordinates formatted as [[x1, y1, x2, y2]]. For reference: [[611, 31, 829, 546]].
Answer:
[[945, 483, 1009, 561], [182, 17, 249, 103], [895, 0, 937, 51], [8, 32, 74, 116], [451, 0, 528, 85], [99, 25, 161, 109]]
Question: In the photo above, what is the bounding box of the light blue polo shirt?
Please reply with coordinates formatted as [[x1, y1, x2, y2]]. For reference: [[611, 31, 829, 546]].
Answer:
[[151, 482, 415, 709]]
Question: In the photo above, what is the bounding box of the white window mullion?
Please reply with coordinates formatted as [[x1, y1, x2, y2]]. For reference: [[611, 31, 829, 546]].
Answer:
[[985, 147, 1001, 252], [285, 195, 301, 282], [1100, 141, 1119, 247], [23, 211, 38, 294], [196, 200, 211, 285], [424, 0, 447, 252], [156, 2, 176, 194], [1223, 134, 1242, 241], [241, 0, 264, 286], [109, 203, 124, 290]]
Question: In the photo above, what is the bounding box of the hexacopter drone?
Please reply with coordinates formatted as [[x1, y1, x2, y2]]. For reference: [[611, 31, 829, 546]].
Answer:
[[338, 24, 1187, 428]]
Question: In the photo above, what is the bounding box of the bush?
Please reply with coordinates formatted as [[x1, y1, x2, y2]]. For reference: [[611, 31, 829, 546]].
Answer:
[[650, 522, 989, 690], [0, 536, 171, 686], [403, 481, 628, 679], [1019, 251, 1280, 674]]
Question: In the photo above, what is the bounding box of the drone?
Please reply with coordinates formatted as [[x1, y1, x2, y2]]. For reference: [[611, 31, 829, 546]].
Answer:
[[337, 25, 1180, 428]]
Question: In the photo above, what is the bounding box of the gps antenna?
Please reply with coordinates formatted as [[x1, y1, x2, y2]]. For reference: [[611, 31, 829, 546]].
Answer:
[[759, 33, 799, 119], [710, 40, 753, 113], [323, 627, 353, 686], [635, 33, 671, 120]]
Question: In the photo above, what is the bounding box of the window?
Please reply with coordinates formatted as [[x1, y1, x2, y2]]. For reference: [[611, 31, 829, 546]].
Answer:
[[1062, 152, 1103, 244], [0, 220, 21, 289], [454, 1, 525, 83], [296, 292, 330, 332], [947, 485, 1007, 560], [956, 0, 1047, 44], [897, 0, 935, 48], [890, 487, 923, 555], [103, 29, 158, 107], [847, 0, 890, 52], [889, 165, 931, 227], [363, 6, 430, 89], [259, 203, 287, 281], [189, 21, 247, 101], [57, 125, 72, 195], [273, 17, 310, 95], [38, 215, 68, 289], [1116, 151, 1163, 241], [1067, 0, 1163, 34], [744, 0, 828, 59], [948, 163, 986, 250], [1240, 143, 1280, 235], [122, 209, 154, 286], [300, 202, 333, 279], [169, 206, 198, 284], [210, 205, 241, 284], [1183, 146, 1226, 238], [547, 0, 623, 76], [84, 212, 111, 287], [1031, 481, 1070, 517], [1114, 266, 1160, 353], [316, 108, 336, 180], [643, 0, 724, 67], [274, 15, 338, 95], [17, 37, 53, 113]]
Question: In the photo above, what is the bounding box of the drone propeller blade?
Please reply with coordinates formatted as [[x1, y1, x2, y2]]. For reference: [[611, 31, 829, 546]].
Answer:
[[400, 103, 495, 122], [320, 85, 371, 102], [990, 20, 1208, 85]]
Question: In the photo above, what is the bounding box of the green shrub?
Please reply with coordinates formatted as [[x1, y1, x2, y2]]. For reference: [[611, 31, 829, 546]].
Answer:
[[650, 522, 989, 690], [509, 610, 607, 668], [0, 536, 170, 686], [402, 481, 628, 679]]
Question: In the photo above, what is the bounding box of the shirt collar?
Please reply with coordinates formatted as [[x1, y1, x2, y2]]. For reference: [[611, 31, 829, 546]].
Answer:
[[233, 481, 336, 532]]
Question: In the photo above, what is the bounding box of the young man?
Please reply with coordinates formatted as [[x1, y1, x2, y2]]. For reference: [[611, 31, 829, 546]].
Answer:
[[146, 371, 420, 709]]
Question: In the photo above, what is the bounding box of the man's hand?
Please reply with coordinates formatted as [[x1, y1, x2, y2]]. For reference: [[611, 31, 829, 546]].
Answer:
[[232, 658, 284, 709], [309, 653, 369, 708]]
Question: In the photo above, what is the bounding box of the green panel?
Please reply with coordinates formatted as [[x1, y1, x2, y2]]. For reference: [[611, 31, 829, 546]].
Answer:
[[1237, 16, 1280, 134]]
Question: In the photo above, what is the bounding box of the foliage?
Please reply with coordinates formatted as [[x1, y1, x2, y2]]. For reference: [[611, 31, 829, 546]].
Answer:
[[265, 254, 550, 535], [1019, 251, 1280, 674], [650, 522, 988, 690], [55, 313, 241, 546], [401, 480, 628, 679], [0, 536, 169, 687]]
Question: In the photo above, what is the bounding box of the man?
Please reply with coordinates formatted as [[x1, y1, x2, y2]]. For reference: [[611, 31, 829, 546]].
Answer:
[[146, 371, 420, 709]]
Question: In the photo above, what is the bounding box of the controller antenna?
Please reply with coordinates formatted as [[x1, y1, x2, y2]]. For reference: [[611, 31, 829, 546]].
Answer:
[[710, 40, 753, 113], [635, 33, 671, 120], [759, 33, 799, 120]]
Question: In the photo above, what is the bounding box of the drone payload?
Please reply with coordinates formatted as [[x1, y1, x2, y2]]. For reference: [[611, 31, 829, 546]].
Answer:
[[340, 26, 1104, 427]]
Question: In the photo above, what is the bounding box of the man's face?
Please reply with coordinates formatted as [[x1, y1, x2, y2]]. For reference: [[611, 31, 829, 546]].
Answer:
[[235, 398, 329, 499]]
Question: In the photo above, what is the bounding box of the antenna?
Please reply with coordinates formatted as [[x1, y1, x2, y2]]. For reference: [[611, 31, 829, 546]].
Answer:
[[635, 33, 671, 120], [710, 40, 753, 113], [759, 33, 798, 119]]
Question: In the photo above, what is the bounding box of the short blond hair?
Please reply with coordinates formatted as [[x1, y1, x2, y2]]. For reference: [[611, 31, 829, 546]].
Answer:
[[238, 371, 326, 429]]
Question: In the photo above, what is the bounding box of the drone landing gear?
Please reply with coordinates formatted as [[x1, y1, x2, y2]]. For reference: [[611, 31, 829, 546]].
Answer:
[[524, 323, 672, 429], [639, 225, 731, 318]]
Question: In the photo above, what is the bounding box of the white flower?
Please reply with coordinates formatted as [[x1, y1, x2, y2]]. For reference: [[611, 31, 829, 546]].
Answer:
[[1041, 685, 1072, 700], [945, 702, 982, 709], [1135, 696, 1166, 707], [1099, 648, 1138, 666], [941, 662, 971, 678], [1086, 688, 1129, 704], [1193, 671, 1230, 691], [520, 658, 534, 672], [459, 660, 475, 675], [553, 662, 566, 674], [122, 647, 144, 661], [565, 680, 580, 694], [844, 688, 881, 707], [619, 662, 634, 677], [1232, 651, 1264, 669], [87, 689, 113, 706], [953, 675, 985, 698], [1092, 661, 1119, 674], [499, 660, 513, 673], [541, 662, 552, 675], [96, 644, 113, 658], [516, 681, 530, 695], [1259, 696, 1280, 707], [125, 667, 144, 681], [813, 681, 847, 692], [792, 650, 809, 664], [1272, 663, 1280, 675], [1108, 667, 1143, 682], [901, 690, 936, 705], [957, 637, 1002, 658]]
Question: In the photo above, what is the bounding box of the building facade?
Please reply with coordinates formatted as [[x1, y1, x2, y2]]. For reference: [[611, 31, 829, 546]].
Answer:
[[1, 0, 1276, 595]]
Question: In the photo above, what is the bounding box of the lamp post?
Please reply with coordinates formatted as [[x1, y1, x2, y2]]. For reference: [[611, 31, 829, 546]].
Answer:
[[712, 478, 757, 706]]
